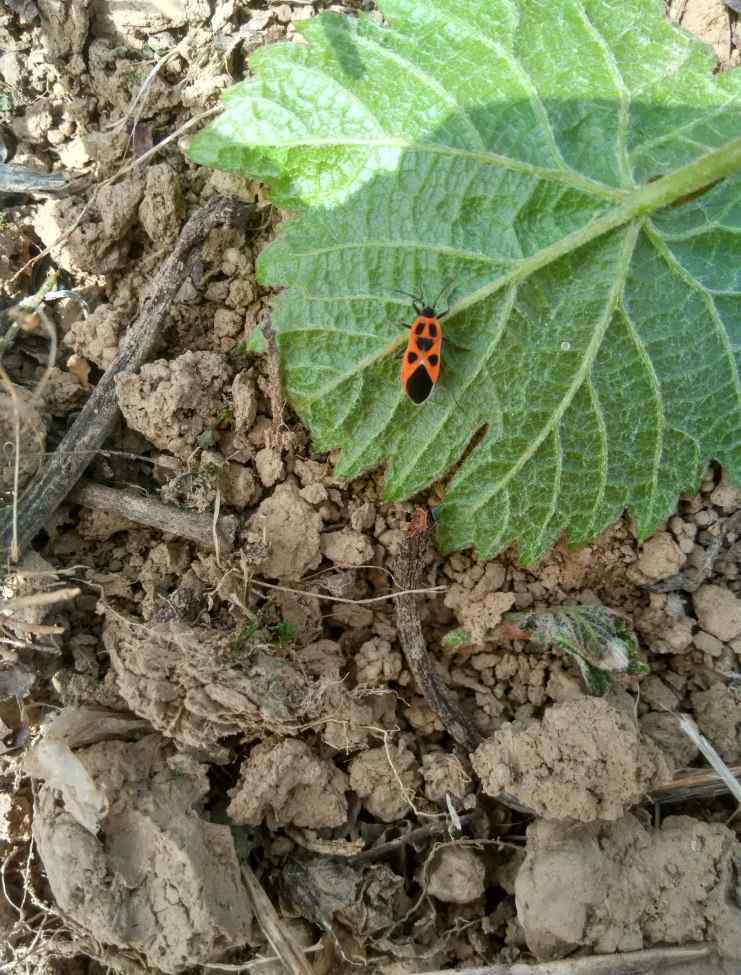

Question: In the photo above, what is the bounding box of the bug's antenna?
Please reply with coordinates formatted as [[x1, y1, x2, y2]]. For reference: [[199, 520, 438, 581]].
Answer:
[[431, 278, 457, 310], [391, 288, 425, 305]]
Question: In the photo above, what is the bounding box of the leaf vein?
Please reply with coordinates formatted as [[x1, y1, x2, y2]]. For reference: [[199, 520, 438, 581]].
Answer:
[[289, 239, 518, 267], [469, 220, 641, 516], [645, 221, 741, 406], [576, 0, 633, 184], [632, 92, 741, 159], [350, 31, 488, 150], [585, 378, 610, 539], [619, 304, 664, 527]]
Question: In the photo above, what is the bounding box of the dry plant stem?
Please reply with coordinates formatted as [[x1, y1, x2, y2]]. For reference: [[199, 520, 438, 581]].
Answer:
[[392, 533, 482, 753], [0, 196, 252, 562], [251, 577, 446, 605], [240, 863, 315, 975], [1, 587, 80, 611], [262, 319, 284, 445], [651, 763, 741, 803], [351, 813, 476, 864], [409, 944, 711, 975], [70, 480, 238, 553]]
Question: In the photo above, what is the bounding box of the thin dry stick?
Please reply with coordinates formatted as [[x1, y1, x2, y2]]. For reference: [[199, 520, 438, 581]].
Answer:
[[407, 944, 711, 975], [261, 318, 285, 446], [1, 587, 81, 611], [0, 197, 253, 562], [351, 813, 476, 864], [240, 863, 315, 975], [202, 943, 323, 973], [650, 763, 741, 803], [251, 577, 446, 605], [391, 532, 483, 754], [70, 480, 238, 553]]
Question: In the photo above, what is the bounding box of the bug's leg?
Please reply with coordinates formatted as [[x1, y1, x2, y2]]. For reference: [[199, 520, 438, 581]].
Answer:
[[442, 333, 471, 351]]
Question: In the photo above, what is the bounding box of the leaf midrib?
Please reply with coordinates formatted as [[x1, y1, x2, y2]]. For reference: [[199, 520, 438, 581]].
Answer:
[[296, 137, 741, 404]]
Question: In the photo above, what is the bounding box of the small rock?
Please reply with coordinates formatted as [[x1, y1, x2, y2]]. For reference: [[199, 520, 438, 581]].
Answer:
[[639, 676, 678, 711], [97, 176, 145, 240], [138, 163, 181, 244], [228, 739, 348, 829], [472, 698, 673, 821], [332, 604, 374, 628], [426, 847, 485, 904], [255, 446, 285, 487], [355, 638, 402, 686], [710, 474, 741, 513], [116, 351, 232, 458], [299, 483, 328, 505], [232, 372, 258, 434], [635, 532, 685, 581], [321, 529, 374, 566], [222, 462, 259, 509], [349, 745, 421, 822], [693, 585, 741, 642], [640, 713, 699, 767], [691, 684, 741, 762], [421, 752, 469, 802], [350, 502, 376, 532], [248, 482, 322, 580], [693, 630, 724, 657]]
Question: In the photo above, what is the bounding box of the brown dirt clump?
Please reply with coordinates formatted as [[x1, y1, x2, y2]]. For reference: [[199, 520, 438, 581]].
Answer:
[[516, 813, 741, 961], [116, 351, 235, 459], [228, 738, 348, 829], [28, 719, 252, 973], [472, 697, 674, 820]]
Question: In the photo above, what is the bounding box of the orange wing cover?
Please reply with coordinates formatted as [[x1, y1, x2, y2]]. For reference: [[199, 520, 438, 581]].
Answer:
[[400, 316, 442, 404]]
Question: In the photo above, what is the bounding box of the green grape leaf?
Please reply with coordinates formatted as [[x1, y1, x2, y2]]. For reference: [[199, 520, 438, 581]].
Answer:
[[188, 0, 741, 562]]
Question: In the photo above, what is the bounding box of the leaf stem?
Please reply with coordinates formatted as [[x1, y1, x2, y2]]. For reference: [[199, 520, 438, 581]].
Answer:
[[450, 137, 741, 320]]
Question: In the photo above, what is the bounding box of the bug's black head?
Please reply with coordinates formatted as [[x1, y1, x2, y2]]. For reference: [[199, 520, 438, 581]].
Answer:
[[420, 306, 436, 318]]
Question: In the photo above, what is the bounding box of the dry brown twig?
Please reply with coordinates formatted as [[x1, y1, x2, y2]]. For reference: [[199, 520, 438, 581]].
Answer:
[[70, 480, 238, 554], [391, 529, 483, 753], [250, 577, 447, 605], [240, 863, 315, 975], [0, 196, 255, 563]]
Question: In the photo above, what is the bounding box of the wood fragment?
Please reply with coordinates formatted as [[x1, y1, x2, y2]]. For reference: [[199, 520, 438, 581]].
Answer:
[[0, 163, 89, 198], [0, 586, 80, 611], [240, 863, 315, 975], [651, 760, 741, 804], [350, 813, 476, 864], [392, 532, 483, 753], [70, 481, 238, 553], [408, 943, 710, 975], [0, 196, 254, 562]]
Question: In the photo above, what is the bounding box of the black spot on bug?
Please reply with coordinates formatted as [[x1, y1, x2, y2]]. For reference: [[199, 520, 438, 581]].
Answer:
[[415, 321, 425, 335], [428, 322, 438, 337], [416, 337, 434, 352], [407, 351, 418, 363], [406, 364, 434, 404], [428, 353, 439, 366]]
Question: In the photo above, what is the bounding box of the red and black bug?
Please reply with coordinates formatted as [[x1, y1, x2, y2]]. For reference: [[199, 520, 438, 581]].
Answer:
[[396, 283, 455, 405]]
